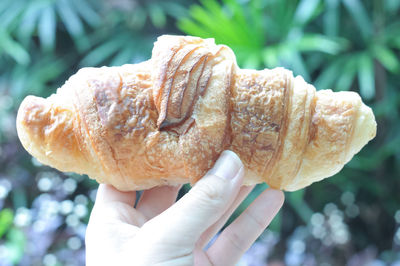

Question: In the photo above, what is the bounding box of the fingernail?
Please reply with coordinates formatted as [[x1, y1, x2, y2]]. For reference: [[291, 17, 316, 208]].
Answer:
[[208, 150, 243, 180]]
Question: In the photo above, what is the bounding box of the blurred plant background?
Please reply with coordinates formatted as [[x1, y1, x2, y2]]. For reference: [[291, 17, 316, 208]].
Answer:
[[0, 0, 399, 265]]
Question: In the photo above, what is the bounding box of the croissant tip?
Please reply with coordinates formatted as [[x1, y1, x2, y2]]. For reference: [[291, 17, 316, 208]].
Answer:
[[352, 102, 377, 149], [16, 96, 51, 176]]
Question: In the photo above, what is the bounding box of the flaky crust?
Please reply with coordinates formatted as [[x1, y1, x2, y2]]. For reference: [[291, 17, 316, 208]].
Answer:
[[16, 35, 377, 191]]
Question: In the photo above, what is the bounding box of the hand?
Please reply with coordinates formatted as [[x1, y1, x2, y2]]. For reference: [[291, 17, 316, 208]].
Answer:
[[85, 150, 284, 266]]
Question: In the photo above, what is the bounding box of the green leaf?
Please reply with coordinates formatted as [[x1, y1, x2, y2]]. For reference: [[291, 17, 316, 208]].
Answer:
[[287, 190, 314, 223], [342, 0, 372, 39], [0, 209, 13, 239], [285, 51, 310, 81], [0, 29, 30, 65], [6, 228, 26, 264], [314, 57, 344, 90], [148, 3, 166, 28], [32, 57, 68, 87], [178, 0, 265, 54], [385, 21, 400, 37], [373, 45, 400, 73], [211, 0, 253, 45], [38, 6, 56, 51], [242, 52, 262, 69], [386, 22, 400, 50], [248, 0, 267, 42], [305, 53, 326, 73], [268, 209, 282, 232], [178, 18, 213, 38], [0, 0, 25, 29], [385, 0, 400, 14], [223, 0, 248, 27], [335, 55, 358, 91], [56, 0, 89, 51], [17, 1, 42, 44], [224, 0, 264, 47], [188, 5, 221, 36], [358, 53, 375, 99], [130, 6, 147, 29], [0, 0, 13, 13], [159, 2, 188, 19], [11, 187, 27, 209], [389, 36, 400, 50], [323, 0, 340, 36], [190, 2, 239, 45], [56, 0, 84, 37], [294, 0, 321, 26], [80, 36, 127, 66], [296, 34, 345, 54], [110, 47, 134, 66], [71, 0, 101, 27], [262, 46, 279, 68]]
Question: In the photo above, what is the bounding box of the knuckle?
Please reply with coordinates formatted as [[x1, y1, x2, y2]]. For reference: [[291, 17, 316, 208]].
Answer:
[[194, 176, 229, 208], [244, 210, 266, 232], [223, 231, 246, 253]]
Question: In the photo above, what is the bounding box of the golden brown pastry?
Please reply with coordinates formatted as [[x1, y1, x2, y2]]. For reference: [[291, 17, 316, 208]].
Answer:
[[16, 35, 377, 191]]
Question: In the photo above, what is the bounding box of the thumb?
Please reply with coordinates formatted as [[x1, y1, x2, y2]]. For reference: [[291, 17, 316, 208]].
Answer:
[[147, 150, 244, 246]]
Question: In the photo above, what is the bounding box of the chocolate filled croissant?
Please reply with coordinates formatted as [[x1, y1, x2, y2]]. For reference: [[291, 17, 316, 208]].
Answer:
[[16, 35, 376, 191]]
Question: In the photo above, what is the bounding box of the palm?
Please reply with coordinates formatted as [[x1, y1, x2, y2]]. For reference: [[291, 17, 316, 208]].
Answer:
[[87, 184, 283, 265]]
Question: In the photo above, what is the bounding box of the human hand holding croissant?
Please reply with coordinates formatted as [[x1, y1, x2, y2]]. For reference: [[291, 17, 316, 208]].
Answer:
[[86, 151, 284, 266], [16, 35, 376, 191]]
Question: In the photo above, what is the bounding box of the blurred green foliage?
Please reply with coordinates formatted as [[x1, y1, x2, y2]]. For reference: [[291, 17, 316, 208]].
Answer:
[[1, 0, 399, 265], [0, 209, 14, 238], [180, 0, 400, 253], [179, 0, 347, 80], [0, 0, 187, 103], [0, 209, 25, 264]]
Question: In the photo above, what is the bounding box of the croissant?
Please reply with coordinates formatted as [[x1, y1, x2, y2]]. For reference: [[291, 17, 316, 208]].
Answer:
[[16, 35, 376, 191]]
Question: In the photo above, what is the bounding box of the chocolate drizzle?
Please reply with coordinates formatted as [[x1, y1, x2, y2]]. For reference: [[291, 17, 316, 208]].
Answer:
[[154, 42, 214, 133]]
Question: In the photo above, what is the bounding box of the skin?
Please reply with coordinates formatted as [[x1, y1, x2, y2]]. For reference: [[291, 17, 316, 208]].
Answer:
[[85, 151, 285, 266]]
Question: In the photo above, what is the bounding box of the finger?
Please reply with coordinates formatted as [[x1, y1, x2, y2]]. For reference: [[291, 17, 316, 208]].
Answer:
[[90, 184, 146, 226], [136, 185, 182, 219], [207, 188, 284, 265], [95, 184, 136, 206], [147, 150, 244, 246], [197, 185, 255, 249]]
